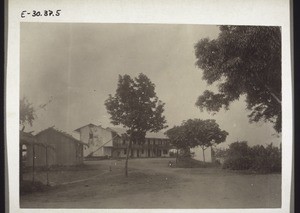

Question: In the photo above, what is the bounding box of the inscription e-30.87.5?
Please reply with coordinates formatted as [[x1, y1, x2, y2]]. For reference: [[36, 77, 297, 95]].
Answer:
[[21, 10, 61, 18]]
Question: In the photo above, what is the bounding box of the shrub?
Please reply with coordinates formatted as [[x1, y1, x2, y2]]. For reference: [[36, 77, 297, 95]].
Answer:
[[222, 141, 281, 173], [223, 156, 253, 170], [250, 143, 281, 173]]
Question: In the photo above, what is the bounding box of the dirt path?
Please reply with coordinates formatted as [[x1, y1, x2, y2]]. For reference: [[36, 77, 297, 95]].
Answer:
[[20, 158, 281, 208]]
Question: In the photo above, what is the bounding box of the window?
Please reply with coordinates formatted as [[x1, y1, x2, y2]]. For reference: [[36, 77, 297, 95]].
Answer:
[[89, 132, 93, 139], [122, 139, 126, 145], [163, 150, 168, 154], [141, 149, 144, 154], [124, 149, 127, 154]]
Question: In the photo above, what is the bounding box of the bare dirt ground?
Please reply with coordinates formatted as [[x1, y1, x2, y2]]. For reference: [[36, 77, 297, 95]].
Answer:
[[20, 158, 281, 208]]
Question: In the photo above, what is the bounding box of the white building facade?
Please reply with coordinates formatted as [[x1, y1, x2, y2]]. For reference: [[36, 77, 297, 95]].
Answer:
[[74, 124, 172, 158], [74, 124, 113, 157]]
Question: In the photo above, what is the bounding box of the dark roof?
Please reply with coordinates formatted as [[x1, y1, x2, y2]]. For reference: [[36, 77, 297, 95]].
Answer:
[[20, 131, 55, 148], [107, 127, 169, 139], [35, 127, 87, 146], [73, 123, 98, 132], [20, 131, 37, 144]]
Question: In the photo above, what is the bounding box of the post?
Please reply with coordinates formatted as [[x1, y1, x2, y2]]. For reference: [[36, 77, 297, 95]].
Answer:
[[32, 144, 35, 183], [202, 147, 206, 162], [176, 148, 178, 163], [46, 146, 49, 186], [125, 139, 132, 177]]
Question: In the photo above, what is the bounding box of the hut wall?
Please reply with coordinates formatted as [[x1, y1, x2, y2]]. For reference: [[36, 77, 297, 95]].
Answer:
[[33, 129, 83, 166]]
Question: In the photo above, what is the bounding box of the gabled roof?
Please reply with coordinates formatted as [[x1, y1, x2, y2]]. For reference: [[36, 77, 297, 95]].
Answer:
[[74, 123, 98, 133], [20, 131, 55, 149], [107, 127, 127, 137], [107, 127, 168, 139], [20, 131, 37, 144], [36, 127, 87, 146]]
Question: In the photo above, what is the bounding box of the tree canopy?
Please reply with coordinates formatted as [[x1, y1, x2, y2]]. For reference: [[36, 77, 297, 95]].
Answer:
[[194, 26, 281, 132], [20, 97, 36, 131], [105, 73, 167, 176], [166, 119, 228, 161]]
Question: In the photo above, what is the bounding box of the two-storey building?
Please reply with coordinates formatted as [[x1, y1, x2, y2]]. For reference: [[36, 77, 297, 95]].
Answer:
[[108, 127, 171, 158], [74, 124, 172, 158]]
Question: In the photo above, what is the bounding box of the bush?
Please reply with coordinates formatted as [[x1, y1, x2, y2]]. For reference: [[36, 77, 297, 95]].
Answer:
[[223, 156, 253, 170], [222, 141, 281, 173], [249, 144, 281, 173]]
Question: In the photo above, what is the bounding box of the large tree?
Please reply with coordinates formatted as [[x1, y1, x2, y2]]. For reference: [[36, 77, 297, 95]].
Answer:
[[166, 119, 228, 162], [194, 26, 281, 132], [105, 73, 167, 176]]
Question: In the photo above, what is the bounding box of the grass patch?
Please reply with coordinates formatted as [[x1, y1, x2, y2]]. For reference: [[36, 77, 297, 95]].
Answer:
[[174, 157, 220, 168], [23, 163, 98, 173]]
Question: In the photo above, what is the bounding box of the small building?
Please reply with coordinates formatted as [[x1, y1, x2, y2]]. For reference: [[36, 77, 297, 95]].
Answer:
[[25, 127, 86, 167]]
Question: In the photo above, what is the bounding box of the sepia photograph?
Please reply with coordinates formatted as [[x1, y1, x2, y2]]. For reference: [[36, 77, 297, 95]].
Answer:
[[19, 23, 282, 209], [5, 0, 292, 212]]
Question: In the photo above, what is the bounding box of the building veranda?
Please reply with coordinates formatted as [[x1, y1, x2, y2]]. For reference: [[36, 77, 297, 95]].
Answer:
[[74, 123, 173, 158]]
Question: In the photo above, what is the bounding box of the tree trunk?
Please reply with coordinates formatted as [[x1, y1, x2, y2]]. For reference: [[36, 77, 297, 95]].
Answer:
[[202, 147, 206, 162], [176, 148, 178, 163], [46, 147, 49, 186], [125, 139, 132, 177]]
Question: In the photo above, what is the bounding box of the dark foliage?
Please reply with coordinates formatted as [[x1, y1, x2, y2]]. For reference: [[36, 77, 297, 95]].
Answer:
[[194, 26, 281, 132], [105, 73, 167, 176], [222, 141, 281, 173], [105, 73, 167, 141], [166, 119, 228, 162], [20, 97, 36, 131]]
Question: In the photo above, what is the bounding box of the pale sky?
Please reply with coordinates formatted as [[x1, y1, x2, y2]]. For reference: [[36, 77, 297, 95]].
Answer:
[[20, 23, 281, 148]]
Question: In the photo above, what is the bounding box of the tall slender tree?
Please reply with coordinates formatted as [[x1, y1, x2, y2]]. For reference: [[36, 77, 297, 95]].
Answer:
[[105, 73, 167, 177]]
